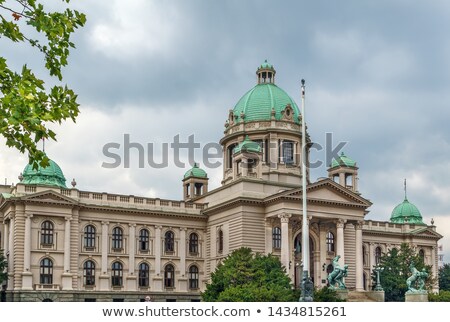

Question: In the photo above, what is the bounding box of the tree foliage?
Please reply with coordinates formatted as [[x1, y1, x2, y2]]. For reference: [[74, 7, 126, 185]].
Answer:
[[202, 247, 296, 302], [438, 263, 450, 291], [0, 250, 7, 285], [0, 0, 86, 168], [372, 243, 434, 302]]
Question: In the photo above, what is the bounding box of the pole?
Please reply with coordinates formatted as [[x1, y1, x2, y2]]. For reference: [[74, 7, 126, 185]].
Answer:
[[300, 79, 313, 301]]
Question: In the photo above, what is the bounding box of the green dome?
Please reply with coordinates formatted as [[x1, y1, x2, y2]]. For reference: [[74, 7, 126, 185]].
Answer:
[[330, 152, 357, 168], [232, 62, 300, 124], [184, 163, 207, 179], [390, 198, 424, 225], [22, 159, 67, 188], [233, 135, 262, 154]]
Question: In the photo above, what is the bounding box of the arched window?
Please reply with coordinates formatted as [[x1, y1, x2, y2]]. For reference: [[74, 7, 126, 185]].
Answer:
[[419, 249, 425, 263], [112, 227, 123, 250], [326, 232, 335, 252], [40, 258, 53, 284], [218, 229, 224, 253], [164, 264, 175, 288], [111, 261, 123, 287], [83, 260, 95, 286], [84, 225, 96, 249], [165, 231, 174, 252], [272, 227, 281, 249], [375, 247, 382, 265], [139, 229, 149, 251], [189, 265, 199, 289], [189, 233, 199, 254], [138, 262, 150, 287], [41, 221, 54, 245]]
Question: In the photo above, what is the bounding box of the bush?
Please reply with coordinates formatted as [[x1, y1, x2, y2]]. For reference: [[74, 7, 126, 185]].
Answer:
[[428, 291, 450, 302]]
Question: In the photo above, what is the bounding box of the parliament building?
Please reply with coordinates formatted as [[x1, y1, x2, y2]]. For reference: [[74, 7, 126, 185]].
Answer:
[[0, 62, 442, 301]]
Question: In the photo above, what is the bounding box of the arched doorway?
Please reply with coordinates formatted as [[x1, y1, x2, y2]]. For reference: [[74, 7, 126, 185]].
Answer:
[[293, 234, 315, 288], [363, 272, 368, 291]]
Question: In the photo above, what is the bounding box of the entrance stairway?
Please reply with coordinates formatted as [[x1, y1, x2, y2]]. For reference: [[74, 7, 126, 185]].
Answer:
[[347, 291, 378, 302]]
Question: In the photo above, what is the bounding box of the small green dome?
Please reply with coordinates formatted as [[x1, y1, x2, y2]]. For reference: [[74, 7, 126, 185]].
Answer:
[[390, 198, 424, 225], [184, 163, 207, 179], [330, 152, 357, 168], [258, 59, 274, 69], [233, 135, 262, 154], [22, 159, 67, 188]]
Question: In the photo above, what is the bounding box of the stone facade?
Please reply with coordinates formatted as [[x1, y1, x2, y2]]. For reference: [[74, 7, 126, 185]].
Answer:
[[0, 62, 443, 301]]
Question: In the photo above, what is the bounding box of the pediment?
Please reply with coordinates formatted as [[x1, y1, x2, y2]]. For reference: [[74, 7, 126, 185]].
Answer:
[[267, 178, 372, 208], [21, 190, 77, 205], [410, 227, 443, 239]]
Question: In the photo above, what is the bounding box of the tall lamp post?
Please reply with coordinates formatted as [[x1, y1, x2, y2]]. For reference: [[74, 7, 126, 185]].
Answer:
[[299, 79, 314, 302]]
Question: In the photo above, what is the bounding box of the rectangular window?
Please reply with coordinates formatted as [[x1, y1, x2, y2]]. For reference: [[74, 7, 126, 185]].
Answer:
[[282, 141, 294, 164]]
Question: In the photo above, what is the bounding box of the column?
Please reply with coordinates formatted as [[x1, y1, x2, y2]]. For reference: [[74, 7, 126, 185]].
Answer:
[[265, 220, 273, 255], [355, 221, 363, 291], [336, 219, 345, 266], [339, 173, 345, 186], [61, 216, 73, 290], [21, 214, 33, 290], [153, 226, 163, 291], [127, 224, 136, 291], [431, 246, 438, 293], [8, 216, 14, 287], [278, 213, 291, 273], [368, 242, 374, 288], [178, 228, 188, 291], [3, 221, 8, 254], [99, 221, 109, 291]]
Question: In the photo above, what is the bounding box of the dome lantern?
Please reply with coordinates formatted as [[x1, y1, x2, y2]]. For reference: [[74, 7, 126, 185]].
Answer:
[[256, 59, 276, 84]]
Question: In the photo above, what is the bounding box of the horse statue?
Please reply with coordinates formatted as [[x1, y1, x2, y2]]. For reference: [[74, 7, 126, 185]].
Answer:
[[406, 263, 428, 293], [327, 255, 348, 290]]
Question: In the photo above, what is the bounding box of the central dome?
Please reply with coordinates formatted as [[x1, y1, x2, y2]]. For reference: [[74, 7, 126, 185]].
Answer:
[[232, 61, 300, 124], [390, 198, 424, 225]]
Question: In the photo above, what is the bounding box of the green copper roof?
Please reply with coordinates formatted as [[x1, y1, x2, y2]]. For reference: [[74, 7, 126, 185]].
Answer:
[[330, 152, 357, 168], [232, 83, 300, 123], [184, 163, 207, 179], [390, 198, 424, 225], [233, 135, 262, 154], [258, 59, 274, 69], [21, 159, 67, 188]]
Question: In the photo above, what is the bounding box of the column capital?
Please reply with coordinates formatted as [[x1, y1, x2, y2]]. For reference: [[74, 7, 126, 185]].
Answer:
[[101, 221, 109, 226], [128, 223, 136, 228], [278, 213, 292, 223], [336, 218, 346, 228], [64, 216, 72, 221], [25, 213, 33, 219], [155, 225, 163, 230], [179, 227, 187, 232], [355, 221, 364, 230]]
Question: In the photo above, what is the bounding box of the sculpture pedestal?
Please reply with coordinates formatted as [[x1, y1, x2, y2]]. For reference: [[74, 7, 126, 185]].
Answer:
[[405, 292, 428, 302], [366, 290, 385, 302], [336, 289, 348, 301]]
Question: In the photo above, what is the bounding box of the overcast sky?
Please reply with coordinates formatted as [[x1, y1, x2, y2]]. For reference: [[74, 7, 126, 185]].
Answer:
[[1, 0, 449, 261]]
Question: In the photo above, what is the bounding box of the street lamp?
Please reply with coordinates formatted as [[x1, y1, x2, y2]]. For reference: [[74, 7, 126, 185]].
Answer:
[[373, 265, 384, 291]]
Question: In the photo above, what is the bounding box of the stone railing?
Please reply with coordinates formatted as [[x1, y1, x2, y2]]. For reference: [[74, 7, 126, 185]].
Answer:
[[15, 183, 207, 212]]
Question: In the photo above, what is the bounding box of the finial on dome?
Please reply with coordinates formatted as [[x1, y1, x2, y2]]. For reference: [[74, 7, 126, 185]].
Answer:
[[404, 178, 407, 201]]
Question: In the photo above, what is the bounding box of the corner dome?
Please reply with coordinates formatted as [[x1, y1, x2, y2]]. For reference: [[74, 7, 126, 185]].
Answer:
[[330, 152, 357, 168], [390, 198, 424, 225], [232, 61, 300, 124], [184, 163, 207, 179], [233, 135, 262, 154], [21, 159, 67, 188]]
